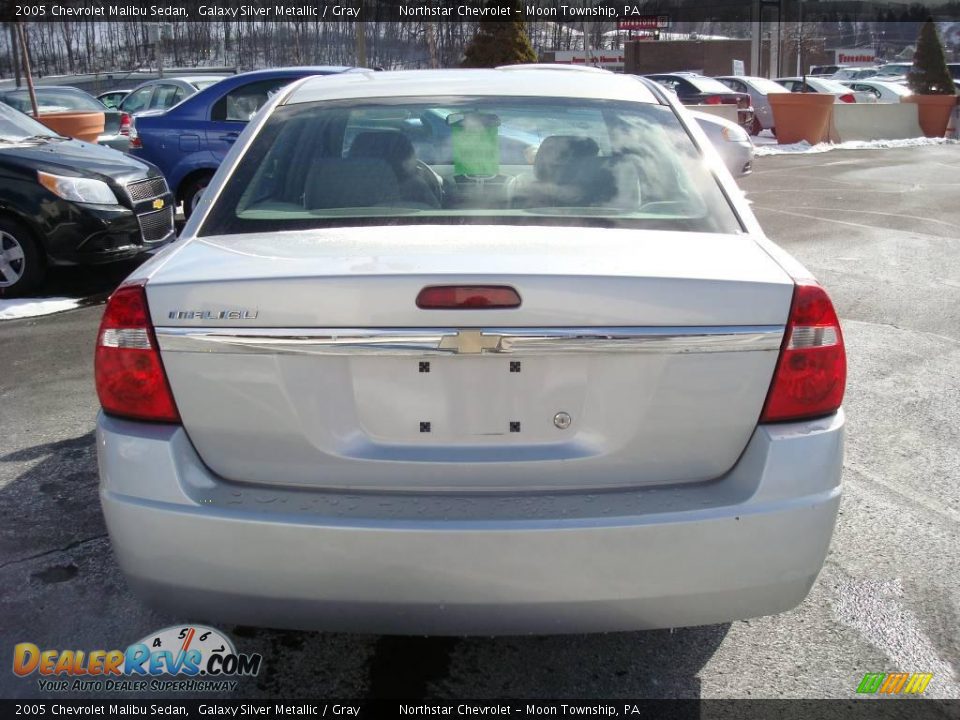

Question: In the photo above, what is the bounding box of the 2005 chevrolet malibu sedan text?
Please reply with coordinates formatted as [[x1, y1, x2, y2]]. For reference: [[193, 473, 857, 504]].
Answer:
[[95, 67, 846, 635]]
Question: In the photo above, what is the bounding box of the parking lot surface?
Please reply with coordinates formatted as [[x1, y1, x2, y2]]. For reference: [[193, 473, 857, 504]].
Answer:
[[1, 145, 958, 699]]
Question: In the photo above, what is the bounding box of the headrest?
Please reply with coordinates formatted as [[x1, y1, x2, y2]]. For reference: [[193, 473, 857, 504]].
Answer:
[[348, 131, 416, 175], [534, 135, 600, 182]]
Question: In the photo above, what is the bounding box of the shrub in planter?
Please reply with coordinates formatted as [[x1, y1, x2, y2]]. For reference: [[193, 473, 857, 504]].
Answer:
[[904, 19, 958, 137]]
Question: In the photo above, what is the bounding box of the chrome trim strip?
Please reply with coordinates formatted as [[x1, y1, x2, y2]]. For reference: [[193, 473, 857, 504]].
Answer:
[[155, 326, 785, 356]]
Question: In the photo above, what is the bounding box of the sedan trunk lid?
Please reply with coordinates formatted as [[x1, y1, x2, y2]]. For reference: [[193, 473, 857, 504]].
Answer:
[[148, 225, 794, 492]]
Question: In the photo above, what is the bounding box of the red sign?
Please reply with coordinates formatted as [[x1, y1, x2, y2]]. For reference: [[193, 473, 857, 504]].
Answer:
[[618, 16, 670, 31]]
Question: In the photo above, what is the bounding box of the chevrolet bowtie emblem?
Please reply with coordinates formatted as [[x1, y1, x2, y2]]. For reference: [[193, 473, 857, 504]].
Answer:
[[438, 330, 503, 354], [152, 198, 165, 210]]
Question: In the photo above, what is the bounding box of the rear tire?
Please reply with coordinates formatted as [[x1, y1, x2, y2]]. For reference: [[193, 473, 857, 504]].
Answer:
[[0, 218, 44, 298], [181, 173, 213, 220]]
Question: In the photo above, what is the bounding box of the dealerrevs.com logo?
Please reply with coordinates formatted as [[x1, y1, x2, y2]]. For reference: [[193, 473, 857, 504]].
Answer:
[[13, 625, 262, 692]]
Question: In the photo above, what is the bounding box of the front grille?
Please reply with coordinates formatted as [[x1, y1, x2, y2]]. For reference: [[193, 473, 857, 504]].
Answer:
[[137, 206, 175, 244], [126, 176, 169, 202]]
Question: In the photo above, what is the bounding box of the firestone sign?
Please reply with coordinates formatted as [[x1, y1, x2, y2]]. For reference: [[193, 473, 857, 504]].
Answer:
[[617, 16, 671, 31], [835, 49, 877, 66]]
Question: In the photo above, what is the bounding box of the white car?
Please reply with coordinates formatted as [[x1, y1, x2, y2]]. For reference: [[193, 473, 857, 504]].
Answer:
[[715, 75, 792, 135], [690, 110, 754, 176], [95, 68, 845, 635], [776, 76, 877, 103], [840, 79, 913, 103]]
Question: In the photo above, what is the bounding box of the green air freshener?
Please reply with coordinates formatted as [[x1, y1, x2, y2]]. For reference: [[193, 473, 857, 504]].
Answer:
[[449, 112, 501, 177]]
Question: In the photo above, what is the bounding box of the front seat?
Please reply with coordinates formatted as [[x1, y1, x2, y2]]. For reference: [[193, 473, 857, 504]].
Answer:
[[347, 130, 441, 208], [513, 135, 640, 210], [511, 135, 599, 208]]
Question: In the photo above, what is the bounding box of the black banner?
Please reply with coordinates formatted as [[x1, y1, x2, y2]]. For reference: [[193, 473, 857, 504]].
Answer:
[[3, 700, 960, 719], [5, 0, 960, 24]]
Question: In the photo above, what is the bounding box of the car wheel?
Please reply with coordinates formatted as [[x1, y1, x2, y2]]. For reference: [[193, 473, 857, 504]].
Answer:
[[749, 117, 763, 136], [181, 174, 212, 220], [0, 219, 44, 298]]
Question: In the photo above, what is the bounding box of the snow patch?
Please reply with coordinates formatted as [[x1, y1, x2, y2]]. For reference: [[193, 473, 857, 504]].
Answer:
[[0, 297, 83, 321], [755, 136, 958, 156]]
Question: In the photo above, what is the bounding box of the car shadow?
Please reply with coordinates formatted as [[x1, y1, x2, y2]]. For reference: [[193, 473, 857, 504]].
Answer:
[[0, 430, 729, 700], [31, 260, 146, 303]]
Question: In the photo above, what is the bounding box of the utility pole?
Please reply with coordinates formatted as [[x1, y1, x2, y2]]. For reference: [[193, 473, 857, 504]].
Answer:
[[796, 0, 805, 78], [15, 22, 39, 118]]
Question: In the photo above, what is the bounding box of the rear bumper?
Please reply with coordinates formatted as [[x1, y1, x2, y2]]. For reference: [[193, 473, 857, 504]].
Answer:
[[98, 411, 843, 635]]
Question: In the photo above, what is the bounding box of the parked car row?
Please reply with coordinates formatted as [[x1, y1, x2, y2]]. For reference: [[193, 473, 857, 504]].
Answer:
[[644, 69, 903, 139], [1, 63, 767, 297], [809, 60, 960, 86]]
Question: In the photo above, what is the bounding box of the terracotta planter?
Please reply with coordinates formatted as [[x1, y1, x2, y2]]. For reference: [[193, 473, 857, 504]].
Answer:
[[768, 93, 835, 145], [901, 94, 958, 138], [36, 111, 104, 143]]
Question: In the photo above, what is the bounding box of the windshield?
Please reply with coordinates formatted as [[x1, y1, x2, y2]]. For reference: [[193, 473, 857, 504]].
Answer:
[[201, 96, 741, 237], [0, 88, 103, 114], [0, 101, 60, 141], [876, 64, 911, 76]]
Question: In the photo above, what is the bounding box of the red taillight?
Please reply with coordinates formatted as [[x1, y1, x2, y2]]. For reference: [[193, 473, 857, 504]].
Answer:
[[119, 113, 131, 136], [95, 281, 180, 423], [839, 93, 856, 103], [416, 285, 521, 309], [760, 280, 846, 423], [129, 135, 142, 149], [703, 95, 723, 105]]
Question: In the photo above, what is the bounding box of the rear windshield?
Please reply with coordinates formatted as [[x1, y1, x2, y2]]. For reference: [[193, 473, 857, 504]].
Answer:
[[200, 96, 742, 236], [1, 88, 102, 113], [685, 76, 741, 94], [749, 77, 791, 94]]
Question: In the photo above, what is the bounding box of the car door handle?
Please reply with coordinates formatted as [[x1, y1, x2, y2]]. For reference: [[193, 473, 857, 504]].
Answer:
[[220, 132, 240, 144]]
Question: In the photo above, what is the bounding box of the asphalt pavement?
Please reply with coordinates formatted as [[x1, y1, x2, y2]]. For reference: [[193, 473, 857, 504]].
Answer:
[[1, 145, 958, 700]]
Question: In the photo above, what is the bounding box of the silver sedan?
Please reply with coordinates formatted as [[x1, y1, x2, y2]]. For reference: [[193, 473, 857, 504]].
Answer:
[[96, 68, 844, 635]]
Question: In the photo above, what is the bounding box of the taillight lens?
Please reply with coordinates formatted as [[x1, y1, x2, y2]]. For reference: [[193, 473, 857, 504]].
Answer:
[[760, 280, 846, 423], [416, 285, 521, 309], [839, 93, 856, 103], [703, 95, 723, 105], [129, 135, 142, 149], [119, 113, 131, 136], [95, 281, 180, 423]]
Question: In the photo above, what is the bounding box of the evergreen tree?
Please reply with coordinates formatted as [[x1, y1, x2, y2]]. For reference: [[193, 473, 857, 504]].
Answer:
[[908, 19, 957, 94], [461, 1, 537, 68]]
